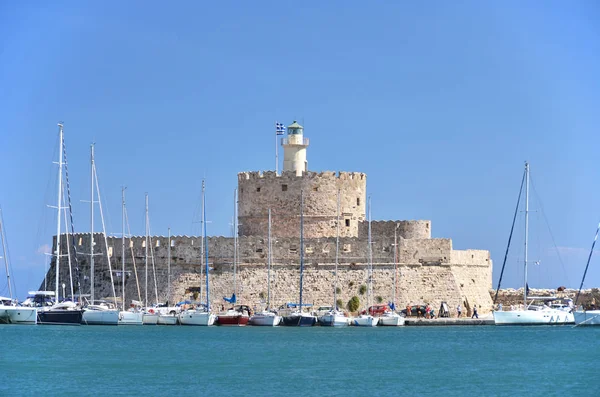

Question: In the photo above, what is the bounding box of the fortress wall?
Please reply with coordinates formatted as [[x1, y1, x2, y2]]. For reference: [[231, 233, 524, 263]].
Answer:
[[46, 233, 493, 312], [237, 171, 366, 238], [358, 220, 431, 240]]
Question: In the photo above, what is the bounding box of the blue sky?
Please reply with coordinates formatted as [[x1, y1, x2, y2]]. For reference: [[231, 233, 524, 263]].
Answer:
[[1, 1, 599, 300]]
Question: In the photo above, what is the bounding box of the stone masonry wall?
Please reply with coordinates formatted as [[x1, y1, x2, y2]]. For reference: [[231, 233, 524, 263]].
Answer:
[[237, 171, 366, 238], [43, 232, 493, 313]]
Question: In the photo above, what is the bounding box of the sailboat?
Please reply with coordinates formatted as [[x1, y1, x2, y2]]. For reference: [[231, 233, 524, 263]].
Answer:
[[493, 162, 574, 325], [36, 123, 84, 325], [318, 190, 349, 327], [378, 222, 405, 326], [353, 196, 379, 327], [0, 207, 37, 324], [217, 188, 250, 326], [250, 208, 281, 326], [157, 228, 178, 325], [178, 180, 215, 326], [81, 144, 119, 325], [118, 187, 143, 325], [281, 190, 317, 327], [573, 222, 600, 326], [142, 194, 159, 325]]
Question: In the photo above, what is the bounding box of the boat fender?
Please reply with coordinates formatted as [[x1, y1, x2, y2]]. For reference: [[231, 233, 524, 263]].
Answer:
[[148, 308, 155, 314]]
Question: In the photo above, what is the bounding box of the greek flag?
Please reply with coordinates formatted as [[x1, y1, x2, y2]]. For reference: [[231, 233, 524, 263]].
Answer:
[[276, 122, 286, 135]]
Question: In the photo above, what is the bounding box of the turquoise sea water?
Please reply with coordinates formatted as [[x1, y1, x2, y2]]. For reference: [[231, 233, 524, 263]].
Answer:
[[1, 324, 598, 396]]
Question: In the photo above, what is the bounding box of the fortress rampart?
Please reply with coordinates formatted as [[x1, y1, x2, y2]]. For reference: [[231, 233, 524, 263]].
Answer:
[[44, 227, 493, 313], [237, 171, 366, 238]]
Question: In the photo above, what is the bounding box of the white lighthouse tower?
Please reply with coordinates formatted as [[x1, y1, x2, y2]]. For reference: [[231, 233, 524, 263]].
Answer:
[[282, 120, 309, 176]]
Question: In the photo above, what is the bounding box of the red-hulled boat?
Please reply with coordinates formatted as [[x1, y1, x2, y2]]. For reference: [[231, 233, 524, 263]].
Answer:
[[216, 305, 251, 326]]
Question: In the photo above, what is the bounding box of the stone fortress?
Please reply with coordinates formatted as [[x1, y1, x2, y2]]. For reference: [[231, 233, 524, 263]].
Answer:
[[44, 121, 494, 314]]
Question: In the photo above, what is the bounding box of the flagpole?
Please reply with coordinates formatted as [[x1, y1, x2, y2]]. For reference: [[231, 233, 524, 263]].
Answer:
[[275, 122, 278, 175]]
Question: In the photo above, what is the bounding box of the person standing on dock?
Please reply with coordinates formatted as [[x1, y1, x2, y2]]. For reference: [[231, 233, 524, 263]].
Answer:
[[471, 305, 479, 319], [456, 304, 462, 318]]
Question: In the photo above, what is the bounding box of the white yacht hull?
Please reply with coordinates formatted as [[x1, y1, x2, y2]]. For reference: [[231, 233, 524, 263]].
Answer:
[[574, 310, 600, 326], [118, 311, 143, 325], [319, 313, 349, 327], [1, 306, 37, 324], [178, 311, 215, 326], [494, 309, 574, 325], [82, 309, 119, 325], [157, 314, 178, 325], [249, 313, 281, 326], [378, 313, 405, 326], [352, 315, 379, 327], [142, 313, 159, 325]]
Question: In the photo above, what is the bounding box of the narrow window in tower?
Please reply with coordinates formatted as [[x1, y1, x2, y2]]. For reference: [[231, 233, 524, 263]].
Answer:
[[256, 187, 261, 192], [313, 186, 318, 192], [282, 184, 288, 191], [345, 219, 350, 227], [357, 198, 360, 206]]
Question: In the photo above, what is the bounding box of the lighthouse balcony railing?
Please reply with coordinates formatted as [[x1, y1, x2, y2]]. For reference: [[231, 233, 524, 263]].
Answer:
[[281, 137, 309, 146]]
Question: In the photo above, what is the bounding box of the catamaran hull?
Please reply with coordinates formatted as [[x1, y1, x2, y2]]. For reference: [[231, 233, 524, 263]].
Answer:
[[378, 315, 405, 326], [157, 315, 178, 325], [82, 309, 119, 325], [38, 310, 83, 325], [353, 315, 379, 327], [494, 310, 574, 325], [318, 314, 349, 327], [1, 307, 37, 324], [249, 314, 281, 326], [178, 312, 215, 326], [574, 310, 600, 326], [118, 311, 143, 325]]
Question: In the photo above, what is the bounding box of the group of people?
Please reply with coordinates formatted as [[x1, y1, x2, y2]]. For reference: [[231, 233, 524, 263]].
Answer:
[[456, 304, 479, 319], [406, 304, 436, 319]]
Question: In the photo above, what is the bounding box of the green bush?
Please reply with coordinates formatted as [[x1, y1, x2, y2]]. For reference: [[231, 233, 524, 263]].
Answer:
[[349, 281, 355, 287], [259, 291, 266, 300], [359, 285, 367, 295], [347, 296, 360, 312], [376, 296, 383, 303], [335, 287, 341, 294], [192, 291, 199, 301], [336, 299, 344, 310]]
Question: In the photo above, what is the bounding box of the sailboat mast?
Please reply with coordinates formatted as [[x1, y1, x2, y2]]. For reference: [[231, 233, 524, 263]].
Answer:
[[334, 190, 340, 310], [299, 190, 304, 312], [233, 188, 237, 297], [145, 193, 149, 308], [200, 181, 205, 304], [0, 208, 12, 299], [267, 208, 272, 310], [121, 187, 126, 311], [394, 224, 398, 309], [167, 228, 171, 306], [368, 196, 373, 311], [524, 162, 530, 307], [203, 180, 210, 310], [55, 123, 64, 302], [90, 144, 95, 304]]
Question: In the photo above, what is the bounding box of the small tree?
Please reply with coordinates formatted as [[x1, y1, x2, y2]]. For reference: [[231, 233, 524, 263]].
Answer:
[[192, 291, 199, 301], [347, 296, 360, 312], [336, 299, 344, 310], [348, 281, 354, 288], [259, 291, 266, 300], [376, 296, 383, 303], [335, 287, 341, 294], [359, 284, 367, 295]]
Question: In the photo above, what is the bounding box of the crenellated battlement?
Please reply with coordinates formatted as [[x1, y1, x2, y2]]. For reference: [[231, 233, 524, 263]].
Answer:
[[238, 170, 366, 182]]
